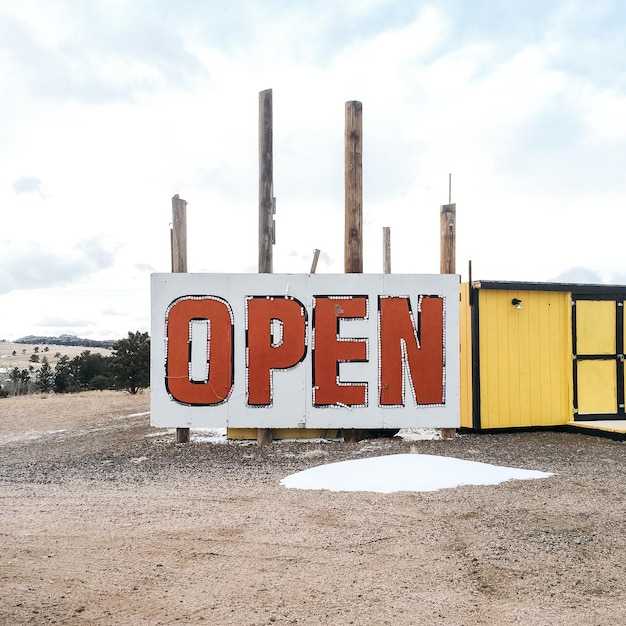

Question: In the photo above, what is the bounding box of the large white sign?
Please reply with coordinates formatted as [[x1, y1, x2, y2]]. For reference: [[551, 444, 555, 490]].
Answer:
[[150, 273, 459, 429]]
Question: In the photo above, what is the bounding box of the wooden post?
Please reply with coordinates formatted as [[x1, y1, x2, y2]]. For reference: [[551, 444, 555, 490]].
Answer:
[[440, 204, 456, 276], [259, 89, 275, 275], [344, 101, 363, 274], [440, 175, 456, 440], [172, 195, 187, 275], [382, 226, 391, 274], [172, 194, 190, 444], [343, 101, 364, 443], [310, 248, 320, 274], [258, 89, 275, 445]]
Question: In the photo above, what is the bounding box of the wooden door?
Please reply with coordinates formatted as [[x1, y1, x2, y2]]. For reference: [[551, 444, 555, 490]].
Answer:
[[573, 297, 625, 420]]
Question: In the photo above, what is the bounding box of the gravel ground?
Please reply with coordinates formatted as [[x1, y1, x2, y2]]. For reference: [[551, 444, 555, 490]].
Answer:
[[1, 391, 626, 625]]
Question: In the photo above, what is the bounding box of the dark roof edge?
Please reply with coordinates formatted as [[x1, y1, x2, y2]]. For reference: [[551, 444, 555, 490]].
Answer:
[[471, 280, 626, 295]]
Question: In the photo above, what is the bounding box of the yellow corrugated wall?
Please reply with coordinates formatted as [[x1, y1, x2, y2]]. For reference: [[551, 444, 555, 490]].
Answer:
[[459, 283, 473, 428], [478, 289, 572, 428]]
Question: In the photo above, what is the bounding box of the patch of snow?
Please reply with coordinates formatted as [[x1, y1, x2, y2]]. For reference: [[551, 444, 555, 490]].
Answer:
[[191, 428, 228, 443], [0, 429, 66, 445], [146, 428, 229, 443], [144, 428, 439, 444], [397, 428, 441, 441], [275, 437, 341, 444], [280, 454, 554, 493]]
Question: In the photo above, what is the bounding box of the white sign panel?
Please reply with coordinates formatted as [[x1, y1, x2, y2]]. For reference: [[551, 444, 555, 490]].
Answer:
[[150, 273, 459, 429]]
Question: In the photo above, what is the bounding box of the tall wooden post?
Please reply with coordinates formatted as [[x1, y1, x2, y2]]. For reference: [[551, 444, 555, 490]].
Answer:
[[343, 101, 363, 443], [258, 89, 275, 445], [344, 101, 363, 274], [440, 204, 456, 276], [259, 89, 275, 274], [172, 194, 190, 444], [440, 176, 456, 440], [172, 195, 187, 275]]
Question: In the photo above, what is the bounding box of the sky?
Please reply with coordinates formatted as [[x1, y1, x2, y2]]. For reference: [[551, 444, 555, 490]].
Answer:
[[2, 0, 626, 341]]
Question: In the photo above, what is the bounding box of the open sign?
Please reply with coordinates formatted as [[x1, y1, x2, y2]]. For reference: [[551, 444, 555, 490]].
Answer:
[[150, 273, 459, 429]]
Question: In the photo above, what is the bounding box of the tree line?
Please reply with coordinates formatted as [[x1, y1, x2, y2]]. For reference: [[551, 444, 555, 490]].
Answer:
[[12, 334, 116, 349], [0, 331, 150, 398]]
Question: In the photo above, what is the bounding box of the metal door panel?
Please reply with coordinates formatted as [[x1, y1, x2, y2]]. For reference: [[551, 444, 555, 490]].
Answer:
[[573, 297, 624, 420], [576, 360, 617, 415]]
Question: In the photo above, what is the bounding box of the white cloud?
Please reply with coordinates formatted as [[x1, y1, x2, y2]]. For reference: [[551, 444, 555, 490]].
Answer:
[[12, 176, 49, 198], [1, 0, 626, 339], [36, 315, 91, 328], [0, 237, 118, 294]]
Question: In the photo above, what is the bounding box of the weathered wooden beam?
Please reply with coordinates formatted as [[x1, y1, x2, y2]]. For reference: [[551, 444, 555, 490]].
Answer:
[[343, 101, 364, 443], [344, 101, 363, 274], [258, 89, 275, 446], [440, 180, 456, 440], [310, 248, 321, 274], [259, 89, 274, 275], [171, 194, 190, 444], [172, 194, 188, 274], [440, 203, 456, 276]]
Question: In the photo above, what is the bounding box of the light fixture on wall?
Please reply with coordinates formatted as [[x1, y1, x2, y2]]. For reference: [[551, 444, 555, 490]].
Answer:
[[511, 298, 522, 310]]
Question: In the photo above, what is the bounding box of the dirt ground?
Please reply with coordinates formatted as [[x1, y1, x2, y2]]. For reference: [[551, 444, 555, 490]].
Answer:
[[1, 390, 625, 625]]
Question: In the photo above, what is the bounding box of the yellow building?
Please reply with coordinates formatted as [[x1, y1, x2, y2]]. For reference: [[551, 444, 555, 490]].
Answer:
[[461, 280, 626, 434]]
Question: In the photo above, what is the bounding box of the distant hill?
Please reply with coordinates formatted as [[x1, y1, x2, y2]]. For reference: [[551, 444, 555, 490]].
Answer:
[[12, 334, 118, 349]]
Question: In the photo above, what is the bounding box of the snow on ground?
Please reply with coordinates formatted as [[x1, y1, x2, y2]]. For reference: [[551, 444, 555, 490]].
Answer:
[[191, 429, 231, 443], [0, 429, 67, 445], [160, 428, 441, 444], [1, 415, 553, 492], [398, 428, 441, 441], [152, 427, 552, 494], [280, 454, 554, 493]]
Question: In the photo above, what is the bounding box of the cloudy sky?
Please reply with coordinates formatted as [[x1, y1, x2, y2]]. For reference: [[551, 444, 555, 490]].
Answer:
[[2, 0, 626, 340]]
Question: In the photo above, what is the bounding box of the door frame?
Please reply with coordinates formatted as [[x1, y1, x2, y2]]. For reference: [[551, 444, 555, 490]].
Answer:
[[572, 294, 625, 421]]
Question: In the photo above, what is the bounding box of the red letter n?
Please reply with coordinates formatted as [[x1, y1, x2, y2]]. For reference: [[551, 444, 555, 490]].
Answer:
[[379, 295, 444, 406]]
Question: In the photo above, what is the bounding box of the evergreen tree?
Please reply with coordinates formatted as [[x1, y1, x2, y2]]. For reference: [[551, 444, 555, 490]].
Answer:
[[70, 350, 108, 390], [109, 331, 150, 394], [54, 355, 77, 393], [35, 357, 54, 393], [9, 367, 32, 395]]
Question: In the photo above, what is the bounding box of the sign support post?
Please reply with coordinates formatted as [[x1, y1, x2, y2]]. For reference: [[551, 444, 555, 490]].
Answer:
[[440, 174, 457, 439], [172, 194, 190, 444], [344, 101, 364, 443], [258, 88, 275, 445]]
